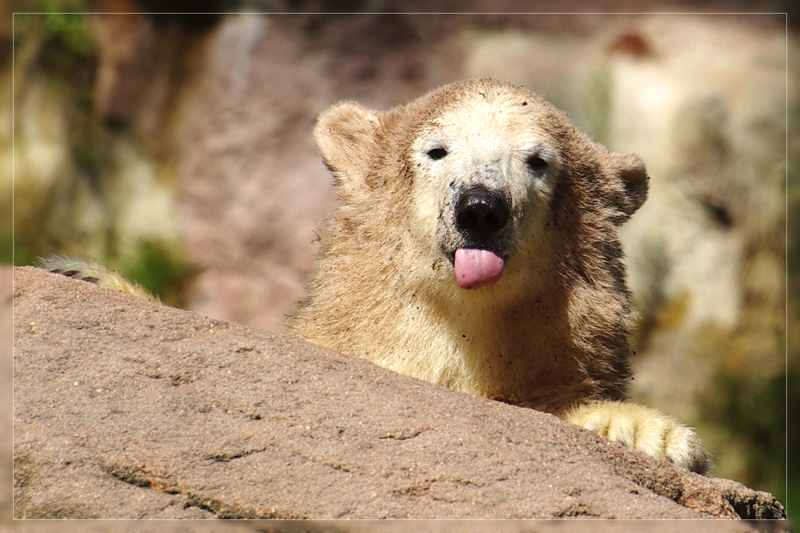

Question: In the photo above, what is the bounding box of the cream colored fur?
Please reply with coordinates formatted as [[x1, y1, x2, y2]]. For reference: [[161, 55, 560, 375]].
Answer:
[[564, 401, 706, 471], [37, 256, 159, 303]]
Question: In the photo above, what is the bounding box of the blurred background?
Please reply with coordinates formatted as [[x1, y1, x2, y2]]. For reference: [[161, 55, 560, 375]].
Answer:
[[3, 0, 796, 521]]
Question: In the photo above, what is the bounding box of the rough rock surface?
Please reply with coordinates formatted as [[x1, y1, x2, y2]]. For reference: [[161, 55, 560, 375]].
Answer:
[[12, 267, 785, 522]]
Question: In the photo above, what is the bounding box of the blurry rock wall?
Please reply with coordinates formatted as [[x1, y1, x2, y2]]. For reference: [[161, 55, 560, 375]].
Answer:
[[8, 6, 792, 511]]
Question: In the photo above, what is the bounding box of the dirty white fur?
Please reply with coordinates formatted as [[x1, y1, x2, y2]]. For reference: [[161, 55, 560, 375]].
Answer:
[[37, 255, 158, 302]]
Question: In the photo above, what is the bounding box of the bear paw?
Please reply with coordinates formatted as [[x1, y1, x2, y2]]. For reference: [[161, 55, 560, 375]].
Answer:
[[563, 401, 710, 475]]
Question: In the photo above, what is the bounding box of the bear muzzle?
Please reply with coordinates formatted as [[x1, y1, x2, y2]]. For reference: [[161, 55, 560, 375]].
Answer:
[[451, 186, 512, 290]]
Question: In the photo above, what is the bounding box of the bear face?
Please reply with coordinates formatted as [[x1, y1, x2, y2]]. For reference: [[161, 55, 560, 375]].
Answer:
[[408, 90, 563, 291], [311, 79, 647, 301], [289, 78, 649, 412]]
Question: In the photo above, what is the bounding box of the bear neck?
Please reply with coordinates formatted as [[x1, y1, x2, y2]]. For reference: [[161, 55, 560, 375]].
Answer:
[[285, 198, 633, 413], [287, 249, 630, 413]]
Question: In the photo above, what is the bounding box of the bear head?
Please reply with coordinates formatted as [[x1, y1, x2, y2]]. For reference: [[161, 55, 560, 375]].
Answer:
[[312, 78, 648, 298]]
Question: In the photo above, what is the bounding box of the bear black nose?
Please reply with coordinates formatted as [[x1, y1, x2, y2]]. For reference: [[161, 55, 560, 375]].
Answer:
[[455, 187, 511, 241]]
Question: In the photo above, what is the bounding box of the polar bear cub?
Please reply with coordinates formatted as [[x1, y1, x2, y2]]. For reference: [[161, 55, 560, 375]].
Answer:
[[286, 78, 709, 474]]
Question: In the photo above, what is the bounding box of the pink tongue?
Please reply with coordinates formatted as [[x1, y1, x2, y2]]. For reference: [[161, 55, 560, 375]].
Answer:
[[454, 248, 505, 290]]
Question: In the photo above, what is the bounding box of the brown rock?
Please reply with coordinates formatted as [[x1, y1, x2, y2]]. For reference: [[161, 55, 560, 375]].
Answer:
[[12, 266, 785, 522]]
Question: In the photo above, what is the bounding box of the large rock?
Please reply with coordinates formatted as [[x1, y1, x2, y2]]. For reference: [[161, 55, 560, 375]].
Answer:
[[12, 267, 785, 522]]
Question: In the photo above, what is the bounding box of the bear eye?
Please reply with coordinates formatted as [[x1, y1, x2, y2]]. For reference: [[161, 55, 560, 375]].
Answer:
[[427, 147, 448, 161], [525, 155, 548, 173]]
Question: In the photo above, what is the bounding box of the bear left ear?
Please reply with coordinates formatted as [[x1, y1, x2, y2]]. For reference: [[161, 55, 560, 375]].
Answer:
[[313, 101, 381, 197], [604, 152, 649, 224]]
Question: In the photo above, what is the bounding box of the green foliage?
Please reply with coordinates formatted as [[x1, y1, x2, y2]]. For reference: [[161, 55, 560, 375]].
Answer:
[[16, 1, 95, 20], [123, 242, 192, 307], [1, 233, 14, 265], [10, 235, 35, 266], [42, 13, 94, 56], [701, 368, 788, 508], [15, 12, 97, 83], [586, 65, 613, 146], [786, 368, 799, 520]]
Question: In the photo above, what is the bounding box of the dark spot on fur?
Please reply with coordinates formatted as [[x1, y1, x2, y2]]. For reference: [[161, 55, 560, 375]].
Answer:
[[57, 269, 100, 285]]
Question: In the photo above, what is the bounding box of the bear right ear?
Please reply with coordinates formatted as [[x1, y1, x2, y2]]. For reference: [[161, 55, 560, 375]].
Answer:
[[313, 101, 381, 196]]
